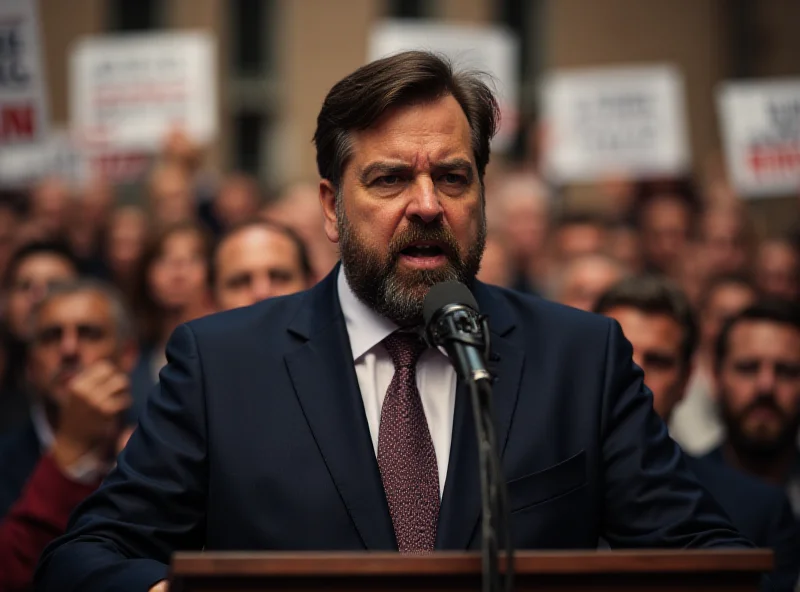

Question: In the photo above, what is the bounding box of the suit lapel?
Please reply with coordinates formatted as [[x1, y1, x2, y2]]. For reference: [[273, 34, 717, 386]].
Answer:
[[436, 283, 525, 550], [284, 270, 396, 550]]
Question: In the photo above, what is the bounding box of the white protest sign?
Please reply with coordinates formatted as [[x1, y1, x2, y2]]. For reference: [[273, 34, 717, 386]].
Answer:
[[541, 65, 690, 183], [368, 20, 519, 152], [717, 79, 800, 198], [0, 0, 49, 146], [0, 129, 88, 187], [70, 31, 217, 152]]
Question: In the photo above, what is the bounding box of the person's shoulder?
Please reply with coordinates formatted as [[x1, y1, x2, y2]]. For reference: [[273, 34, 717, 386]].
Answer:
[[185, 289, 311, 340], [686, 454, 787, 508], [480, 283, 613, 337], [0, 419, 36, 459]]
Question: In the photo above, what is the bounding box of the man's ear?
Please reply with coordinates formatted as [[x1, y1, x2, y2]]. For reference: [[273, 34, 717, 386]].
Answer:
[[319, 180, 340, 244]]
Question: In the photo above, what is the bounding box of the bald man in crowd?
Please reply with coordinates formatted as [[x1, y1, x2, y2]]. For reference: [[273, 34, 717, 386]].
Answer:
[[211, 220, 313, 311]]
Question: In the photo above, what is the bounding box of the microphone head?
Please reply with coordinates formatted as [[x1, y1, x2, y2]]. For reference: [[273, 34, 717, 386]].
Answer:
[[423, 281, 479, 328]]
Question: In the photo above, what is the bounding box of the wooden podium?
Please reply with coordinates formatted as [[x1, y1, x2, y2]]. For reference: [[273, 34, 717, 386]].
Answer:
[[169, 549, 772, 592]]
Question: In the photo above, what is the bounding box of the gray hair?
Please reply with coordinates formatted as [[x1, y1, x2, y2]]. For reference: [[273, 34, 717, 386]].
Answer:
[[29, 279, 135, 344]]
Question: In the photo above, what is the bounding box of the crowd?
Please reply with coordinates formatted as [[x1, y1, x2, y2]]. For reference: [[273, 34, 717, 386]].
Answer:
[[0, 114, 798, 589]]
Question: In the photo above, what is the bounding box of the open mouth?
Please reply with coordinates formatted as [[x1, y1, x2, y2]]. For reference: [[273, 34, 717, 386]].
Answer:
[[399, 241, 448, 268]]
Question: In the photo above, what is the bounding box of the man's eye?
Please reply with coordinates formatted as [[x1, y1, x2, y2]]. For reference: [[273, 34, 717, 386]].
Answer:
[[441, 173, 467, 185], [376, 175, 401, 186]]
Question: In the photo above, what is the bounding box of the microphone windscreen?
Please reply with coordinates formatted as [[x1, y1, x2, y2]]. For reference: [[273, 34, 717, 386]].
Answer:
[[423, 281, 479, 327]]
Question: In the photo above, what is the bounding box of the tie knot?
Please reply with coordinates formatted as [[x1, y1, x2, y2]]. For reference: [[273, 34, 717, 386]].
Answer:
[[383, 331, 427, 370]]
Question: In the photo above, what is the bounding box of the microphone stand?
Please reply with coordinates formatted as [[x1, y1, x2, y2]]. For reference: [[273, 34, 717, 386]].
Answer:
[[431, 315, 514, 592]]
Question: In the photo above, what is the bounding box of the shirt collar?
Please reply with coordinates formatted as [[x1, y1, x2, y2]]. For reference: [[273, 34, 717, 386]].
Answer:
[[337, 266, 398, 361]]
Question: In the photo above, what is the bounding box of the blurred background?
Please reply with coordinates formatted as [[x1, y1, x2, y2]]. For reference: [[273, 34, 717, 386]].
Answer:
[[0, 0, 798, 436]]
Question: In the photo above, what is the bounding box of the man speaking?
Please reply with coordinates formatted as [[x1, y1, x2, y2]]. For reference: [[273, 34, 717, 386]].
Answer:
[[35, 51, 749, 592]]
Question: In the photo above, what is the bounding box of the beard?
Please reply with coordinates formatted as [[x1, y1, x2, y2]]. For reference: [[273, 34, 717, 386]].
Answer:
[[337, 203, 486, 328], [719, 390, 800, 460]]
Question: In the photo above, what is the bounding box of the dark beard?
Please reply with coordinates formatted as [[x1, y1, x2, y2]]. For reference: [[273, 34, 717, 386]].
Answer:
[[338, 210, 485, 327], [720, 392, 800, 461]]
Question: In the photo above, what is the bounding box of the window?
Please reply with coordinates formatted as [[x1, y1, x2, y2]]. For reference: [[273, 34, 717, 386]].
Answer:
[[108, 0, 161, 32], [233, 111, 264, 176], [386, 0, 430, 19], [231, 0, 275, 76]]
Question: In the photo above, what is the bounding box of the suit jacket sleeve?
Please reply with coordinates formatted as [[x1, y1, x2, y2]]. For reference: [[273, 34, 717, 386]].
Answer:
[[0, 454, 98, 590], [35, 324, 208, 592], [599, 319, 752, 548]]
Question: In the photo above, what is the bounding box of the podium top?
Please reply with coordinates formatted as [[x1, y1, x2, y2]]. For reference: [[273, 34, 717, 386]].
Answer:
[[171, 549, 773, 577]]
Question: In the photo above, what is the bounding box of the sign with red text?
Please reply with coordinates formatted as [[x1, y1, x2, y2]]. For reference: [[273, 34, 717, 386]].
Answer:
[[541, 65, 690, 183], [0, 0, 49, 146], [717, 79, 800, 198], [70, 31, 217, 152], [368, 20, 519, 152]]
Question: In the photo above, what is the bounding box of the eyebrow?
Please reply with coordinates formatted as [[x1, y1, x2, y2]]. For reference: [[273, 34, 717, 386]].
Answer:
[[358, 158, 474, 185]]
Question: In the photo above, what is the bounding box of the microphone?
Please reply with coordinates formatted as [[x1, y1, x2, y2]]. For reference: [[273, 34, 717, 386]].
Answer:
[[422, 281, 492, 384]]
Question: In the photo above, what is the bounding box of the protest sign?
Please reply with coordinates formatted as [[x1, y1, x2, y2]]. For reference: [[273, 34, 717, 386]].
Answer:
[[70, 31, 217, 152], [541, 65, 690, 183], [717, 79, 800, 198], [0, 0, 48, 146]]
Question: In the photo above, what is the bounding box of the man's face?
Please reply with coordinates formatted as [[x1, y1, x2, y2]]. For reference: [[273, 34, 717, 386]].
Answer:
[[215, 226, 308, 311], [641, 195, 691, 275], [320, 95, 485, 326], [717, 320, 800, 457], [756, 241, 799, 301], [554, 224, 605, 263], [28, 291, 126, 406], [604, 306, 687, 421], [700, 283, 756, 352], [559, 257, 623, 312], [6, 254, 78, 339]]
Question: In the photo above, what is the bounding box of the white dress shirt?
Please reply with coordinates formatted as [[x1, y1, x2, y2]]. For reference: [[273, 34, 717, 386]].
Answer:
[[338, 268, 456, 498]]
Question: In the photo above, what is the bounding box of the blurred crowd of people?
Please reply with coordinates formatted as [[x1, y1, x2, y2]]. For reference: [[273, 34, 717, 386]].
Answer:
[[0, 121, 798, 589]]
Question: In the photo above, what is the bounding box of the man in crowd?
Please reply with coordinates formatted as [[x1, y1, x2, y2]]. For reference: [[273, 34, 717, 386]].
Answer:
[[553, 252, 626, 312], [596, 277, 800, 590], [669, 273, 758, 454], [0, 280, 137, 589], [211, 220, 313, 311], [756, 238, 799, 302], [549, 211, 607, 266], [0, 242, 80, 433], [36, 51, 750, 592], [706, 301, 800, 518]]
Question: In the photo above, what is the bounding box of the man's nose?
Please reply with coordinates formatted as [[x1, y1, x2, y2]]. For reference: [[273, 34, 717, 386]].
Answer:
[[756, 363, 777, 392], [405, 177, 443, 224], [59, 329, 79, 357], [251, 276, 273, 301]]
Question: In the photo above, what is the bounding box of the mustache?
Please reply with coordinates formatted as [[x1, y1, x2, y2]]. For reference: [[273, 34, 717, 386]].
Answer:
[[740, 394, 785, 420], [388, 222, 461, 262], [50, 360, 83, 384]]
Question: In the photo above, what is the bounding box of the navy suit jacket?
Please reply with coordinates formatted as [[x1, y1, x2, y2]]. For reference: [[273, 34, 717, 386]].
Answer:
[[685, 456, 800, 590], [35, 271, 750, 591]]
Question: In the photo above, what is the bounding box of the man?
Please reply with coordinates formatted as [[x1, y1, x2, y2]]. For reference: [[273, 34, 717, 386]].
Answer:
[[705, 301, 800, 517], [669, 274, 758, 454], [0, 241, 80, 433], [211, 220, 313, 311], [756, 238, 799, 302], [549, 212, 607, 265], [212, 174, 262, 233], [36, 51, 749, 592], [596, 277, 800, 591], [0, 280, 136, 589], [552, 253, 626, 312]]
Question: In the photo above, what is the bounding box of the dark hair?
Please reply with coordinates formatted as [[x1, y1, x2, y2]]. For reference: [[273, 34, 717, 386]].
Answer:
[[714, 300, 800, 373], [699, 272, 756, 313], [133, 221, 214, 344], [2, 241, 79, 289], [313, 50, 500, 188], [209, 219, 313, 288], [595, 275, 698, 371]]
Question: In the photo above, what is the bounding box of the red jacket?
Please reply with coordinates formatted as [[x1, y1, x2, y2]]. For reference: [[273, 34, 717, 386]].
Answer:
[[0, 454, 98, 591]]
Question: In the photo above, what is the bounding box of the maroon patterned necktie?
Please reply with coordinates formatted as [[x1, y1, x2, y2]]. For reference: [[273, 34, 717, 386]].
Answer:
[[377, 331, 440, 552]]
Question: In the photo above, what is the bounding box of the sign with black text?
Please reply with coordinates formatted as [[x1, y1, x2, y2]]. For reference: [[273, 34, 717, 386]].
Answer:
[[541, 65, 690, 183], [0, 0, 48, 146], [717, 79, 800, 198]]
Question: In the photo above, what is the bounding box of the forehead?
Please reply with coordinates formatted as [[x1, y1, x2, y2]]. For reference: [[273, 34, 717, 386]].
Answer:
[[347, 95, 473, 169], [15, 254, 75, 279], [606, 306, 683, 349], [36, 291, 114, 326], [216, 227, 299, 272], [727, 320, 800, 357]]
